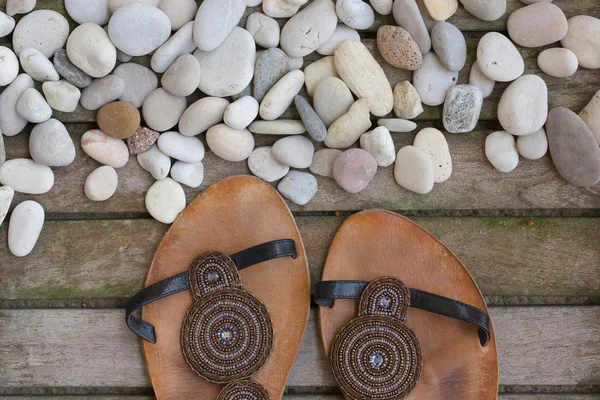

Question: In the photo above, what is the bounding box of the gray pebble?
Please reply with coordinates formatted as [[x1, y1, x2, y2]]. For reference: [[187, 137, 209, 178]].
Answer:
[[277, 170, 318, 206], [29, 118, 76, 167], [431, 22, 466, 72], [113, 63, 158, 108], [53, 49, 92, 88], [442, 84, 482, 133], [80, 75, 126, 111], [253, 48, 289, 102], [0, 134, 5, 167], [294, 95, 327, 142]]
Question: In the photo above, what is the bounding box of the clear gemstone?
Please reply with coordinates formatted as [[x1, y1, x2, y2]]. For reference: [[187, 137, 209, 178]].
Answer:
[[207, 270, 220, 283], [379, 295, 391, 309], [219, 327, 234, 343], [370, 352, 384, 368]]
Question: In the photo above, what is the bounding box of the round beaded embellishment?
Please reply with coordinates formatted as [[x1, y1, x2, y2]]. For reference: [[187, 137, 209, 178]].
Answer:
[[217, 380, 271, 400], [330, 277, 423, 400], [181, 251, 274, 383]]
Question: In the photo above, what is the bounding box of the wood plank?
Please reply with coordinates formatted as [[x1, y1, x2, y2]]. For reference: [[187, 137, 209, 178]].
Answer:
[[0, 307, 598, 388]]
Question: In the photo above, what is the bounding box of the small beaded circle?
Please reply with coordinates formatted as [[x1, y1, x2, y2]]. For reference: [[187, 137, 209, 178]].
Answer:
[[189, 251, 241, 299], [217, 380, 271, 400], [359, 277, 411, 320]]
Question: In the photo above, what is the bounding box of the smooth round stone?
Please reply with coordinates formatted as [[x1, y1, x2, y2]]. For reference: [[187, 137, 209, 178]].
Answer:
[[151, 21, 196, 73], [248, 146, 290, 182], [113, 63, 158, 108], [498, 75, 548, 136], [0, 46, 18, 86], [431, 22, 466, 72], [65, 0, 111, 25], [142, 88, 186, 132], [81, 75, 125, 111], [424, 0, 458, 20], [377, 118, 417, 132], [137, 144, 171, 180], [8, 200, 44, 257], [333, 148, 378, 193], [277, 170, 318, 206], [67, 23, 117, 78], [272, 135, 314, 168], [517, 128, 548, 160], [262, 0, 307, 18], [194, 27, 256, 97], [42, 80, 81, 113], [317, 24, 359, 56], [580, 89, 600, 145], [336, 0, 375, 30], [413, 52, 458, 106], [157, 131, 205, 163], [377, 25, 422, 70], [97, 102, 140, 139], [561, 16, 600, 69], [288, 57, 304, 71], [416, 0, 437, 33], [29, 119, 75, 167], [0, 12, 15, 38], [159, 0, 197, 30], [193, 0, 245, 51], [392, 0, 431, 54], [469, 62, 495, 99], [360, 127, 395, 167], [180, 97, 230, 136], [393, 81, 423, 119], [537, 48, 578, 78], [309, 149, 342, 177], [53, 49, 92, 88], [13, 10, 69, 57], [85, 166, 118, 201], [260, 70, 305, 121], [477, 32, 524, 82], [161, 54, 200, 97], [508, 3, 567, 48], [0, 159, 54, 194], [295, 95, 327, 142], [371, 0, 393, 15], [19, 47, 59, 83], [206, 124, 255, 162], [127, 127, 160, 155], [171, 161, 204, 188], [0, 186, 14, 227], [546, 107, 600, 187], [280, 0, 337, 58], [485, 131, 519, 173], [108, 3, 171, 56], [6, 0, 35, 15], [16, 88, 52, 123], [413, 127, 452, 183], [224, 96, 259, 130], [109, 0, 159, 13], [304, 56, 339, 98], [394, 146, 435, 194], [313, 77, 354, 127], [0, 74, 34, 136], [145, 178, 186, 224], [0, 134, 5, 167], [325, 99, 371, 148], [253, 48, 290, 102], [246, 12, 280, 49], [81, 129, 129, 168], [459, 0, 506, 22], [443, 84, 483, 133], [248, 120, 306, 135]]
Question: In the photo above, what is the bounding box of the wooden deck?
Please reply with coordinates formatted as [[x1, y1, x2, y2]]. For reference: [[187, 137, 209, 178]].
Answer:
[[0, 0, 599, 399]]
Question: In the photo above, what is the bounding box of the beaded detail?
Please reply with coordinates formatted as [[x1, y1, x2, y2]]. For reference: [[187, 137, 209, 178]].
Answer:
[[217, 380, 271, 400]]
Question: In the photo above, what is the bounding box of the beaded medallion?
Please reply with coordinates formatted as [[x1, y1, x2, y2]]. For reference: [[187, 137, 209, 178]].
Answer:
[[217, 380, 271, 400]]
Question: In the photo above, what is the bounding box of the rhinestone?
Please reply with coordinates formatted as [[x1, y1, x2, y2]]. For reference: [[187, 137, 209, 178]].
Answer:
[[206, 269, 220, 283], [219, 327, 234, 343], [370, 352, 384, 368], [379, 295, 391, 309]]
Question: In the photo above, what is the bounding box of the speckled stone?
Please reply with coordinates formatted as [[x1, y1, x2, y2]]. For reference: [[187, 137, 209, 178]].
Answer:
[[127, 127, 160, 155], [333, 148, 378, 194], [443, 85, 483, 133], [294, 95, 327, 142], [253, 48, 289, 102], [377, 25, 422, 70], [53, 49, 92, 88], [277, 170, 318, 206], [393, 80, 423, 119], [97, 102, 140, 139], [431, 21, 466, 72]]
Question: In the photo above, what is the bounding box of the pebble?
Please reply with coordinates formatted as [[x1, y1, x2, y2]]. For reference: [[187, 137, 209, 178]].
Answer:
[[16, 88, 52, 123], [508, 3, 567, 48], [18, 47, 58, 83], [6, 0, 35, 15], [392, 0, 431, 54], [309, 149, 342, 177], [580, 90, 600, 145], [248, 120, 306, 135], [277, 170, 318, 206], [248, 147, 290, 182], [193, 0, 246, 52], [0, 159, 54, 194], [194, 27, 256, 97], [371, 0, 393, 15], [113, 63, 158, 108], [180, 97, 230, 136], [394, 146, 435, 194], [333, 148, 378, 193], [317, 25, 360, 56], [377, 118, 418, 132], [116, 48, 133, 63], [336, 0, 375, 30], [325, 99, 372, 148], [334, 40, 394, 116], [171, 161, 204, 188], [224, 96, 259, 130], [80, 75, 125, 111], [290, 57, 305, 71], [65, 0, 111, 25], [417, 0, 439, 31], [137, 144, 171, 180], [280, 0, 337, 58], [360, 127, 396, 167], [97, 102, 140, 139], [263, 0, 307, 18], [142, 88, 187, 132], [537, 48, 578, 78], [127, 127, 160, 155], [413, 52, 458, 106], [253, 48, 290, 102], [498, 75, 548, 136], [561, 16, 600, 69], [459, 0, 506, 22], [81, 129, 129, 168], [431, 22, 466, 72], [443, 85, 483, 133], [151, 21, 197, 73], [313, 77, 355, 128], [0, 135, 4, 167], [246, 12, 280, 49], [272, 135, 314, 168], [424, 0, 458, 20], [393, 81, 423, 119], [377, 25, 423, 70], [477, 32, 524, 82], [53, 49, 92, 88], [516, 128, 548, 160], [157, 131, 205, 163], [29, 119, 75, 167], [8, 200, 44, 257], [519, 0, 553, 4], [485, 131, 519, 173], [295, 95, 327, 142], [206, 124, 255, 162], [67, 23, 117, 78], [0, 74, 34, 136], [0, 186, 14, 226], [546, 107, 600, 187], [42, 80, 81, 113], [12, 10, 69, 57], [159, 0, 197, 30], [260, 70, 305, 120], [413, 127, 452, 183], [145, 178, 186, 224], [0, 46, 18, 86], [109, 3, 171, 56], [109, 0, 159, 13], [469, 63, 495, 98], [85, 166, 118, 201], [304, 56, 340, 97], [161, 54, 200, 97], [0, 12, 15, 38]]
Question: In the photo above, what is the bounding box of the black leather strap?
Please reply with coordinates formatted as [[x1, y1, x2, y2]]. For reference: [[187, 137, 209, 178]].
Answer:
[[315, 280, 491, 346], [126, 239, 297, 343]]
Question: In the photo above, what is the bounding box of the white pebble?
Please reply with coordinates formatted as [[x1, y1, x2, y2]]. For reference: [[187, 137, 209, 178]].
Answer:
[[109, 0, 159, 13], [317, 24, 360, 56], [193, 0, 246, 52], [248, 146, 290, 182], [477, 32, 524, 82], [85, 166, 118, 201], [224, 96, 259, 130], [0, 185, 14, 227], [180, 97, 230, 137], [7, 0, 36, 16], [498, 75, 548, 136], [170, 161, 204, 188], [145, 178, 186, 224], [29, 119, 76, 167], [537, 48, 579, 78], [19, 47, 59, 83], [246, 12, 280, 48], [206, 124, 255, 162], [151, 21, 196, 73], [360, 126, 396, 167], [0, 46, 18, 86], [336, 0, 375, 30], [393, 146, 434, 194], [304, 56, 339, 97], [277, 170, 318, 205], [377, 118, 417, 132], [8, 200, 44, 257], [0, 158, 54, 194], [272, 135, 315, 168], [159, 0, 198, 30], [142, 88, 187, 132], [113, 63, 158, 108], [137, 144, 171, 180], [260, 70, 305, 120], [313, 77, 354, 127], [516, 128, 548, 160], [42, 80, 81, 113], [67, 23, 117, 78], [309, 149, 342, 177], [469, 62, 495, 99], [157, 131, 205, 163], [81, 129, 129, 168], [248, 120, 306, 135], [0, 12, 15, 38], [0, 74, 34, 136], [12, 10, 69, 57], [65, 0, 111, 25], [413, 127, 452, 183], [16, 88, 52, 123], [161, 54, 200, 97], [485, 131, 519, 173], [413, 52, 458, 106]]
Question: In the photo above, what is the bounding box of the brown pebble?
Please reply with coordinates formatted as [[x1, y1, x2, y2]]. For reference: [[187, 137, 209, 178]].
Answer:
[[377, 25, 423, 70], [127, 127, 160, 155], [97, 101, 140, 139]]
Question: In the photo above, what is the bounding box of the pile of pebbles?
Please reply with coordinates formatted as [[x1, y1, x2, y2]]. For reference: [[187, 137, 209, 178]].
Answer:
[[0, 0, 599, 257]]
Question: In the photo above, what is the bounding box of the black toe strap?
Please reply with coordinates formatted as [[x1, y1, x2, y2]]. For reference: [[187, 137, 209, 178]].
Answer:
[[315, 280, 491, 346], [126, 239, 297, 343]]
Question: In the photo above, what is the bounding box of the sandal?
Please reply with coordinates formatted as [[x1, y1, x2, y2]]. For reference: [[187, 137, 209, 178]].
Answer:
[[316, 210, 498, 399], [126, 176, 311, 399]]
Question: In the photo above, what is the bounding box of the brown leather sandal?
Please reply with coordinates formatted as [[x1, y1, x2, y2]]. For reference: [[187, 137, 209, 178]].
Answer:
[[316, 210, 498, 399], [126, 176, 311, 399]]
